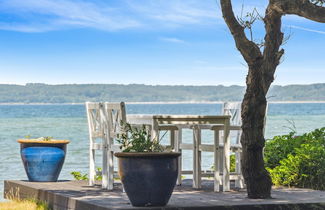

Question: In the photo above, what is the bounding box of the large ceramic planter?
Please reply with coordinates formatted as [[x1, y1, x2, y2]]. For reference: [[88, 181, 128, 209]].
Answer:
[[114, 152, 181, 207], [18, 139, 70, 182]]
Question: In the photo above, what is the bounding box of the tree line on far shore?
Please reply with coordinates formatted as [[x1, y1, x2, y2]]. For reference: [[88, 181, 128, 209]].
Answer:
[[0, 83, 324, 103]]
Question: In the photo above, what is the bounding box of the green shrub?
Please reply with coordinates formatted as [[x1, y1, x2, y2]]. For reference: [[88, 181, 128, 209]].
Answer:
[[230, 154, 236, 172], [71, 167, 102, 181], [70, 171, 88, 181], [117, 123, 163, 152], [265, 127, 325, 190], [264, 132, 304, 169]]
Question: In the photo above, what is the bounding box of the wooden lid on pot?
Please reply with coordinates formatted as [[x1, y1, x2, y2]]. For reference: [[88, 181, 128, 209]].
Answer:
[[17, 139, 70, 144]]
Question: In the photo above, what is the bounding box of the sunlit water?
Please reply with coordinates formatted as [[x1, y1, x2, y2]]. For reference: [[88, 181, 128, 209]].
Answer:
[[1, 103, 325, 200]]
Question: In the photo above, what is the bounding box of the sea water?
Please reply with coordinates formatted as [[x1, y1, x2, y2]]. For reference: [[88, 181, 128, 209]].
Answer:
[[1, 103, 325, 200]]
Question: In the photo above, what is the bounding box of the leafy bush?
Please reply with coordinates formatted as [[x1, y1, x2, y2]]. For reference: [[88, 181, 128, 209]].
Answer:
[[71, 167, 102, 181], [71, 171, 89, 181], [230, 154, 236, 172], [264, 127, 325, 189], [264, 132, 304, 169], [117, 123, 163, 152]]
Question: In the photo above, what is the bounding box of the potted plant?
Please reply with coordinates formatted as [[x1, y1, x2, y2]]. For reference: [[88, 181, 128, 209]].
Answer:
[[17, 136, 70, 182], [114, 123, 181, 207]]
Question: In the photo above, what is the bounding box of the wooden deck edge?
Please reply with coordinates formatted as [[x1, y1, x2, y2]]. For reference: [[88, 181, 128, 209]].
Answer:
[[4, 180, 325, 210]]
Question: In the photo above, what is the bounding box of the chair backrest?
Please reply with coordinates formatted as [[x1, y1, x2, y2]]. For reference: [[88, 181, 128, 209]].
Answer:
[[86, 102, 106, 139], [222, 102, 269, 141], [222, 102, 242, 144], [222, 102, 242, 126], [104, 102, 126, 143]]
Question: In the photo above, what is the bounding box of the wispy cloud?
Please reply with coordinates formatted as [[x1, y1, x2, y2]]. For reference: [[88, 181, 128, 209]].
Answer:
[[289, 25, 325, 35], [0, 0, 140, 32], [0, 0, 223, 32], [160, 37, 186, 44], [127, 0, 221, 27]]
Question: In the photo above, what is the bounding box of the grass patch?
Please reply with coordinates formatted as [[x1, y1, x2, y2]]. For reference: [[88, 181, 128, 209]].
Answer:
[[0, 199, 50, 210]]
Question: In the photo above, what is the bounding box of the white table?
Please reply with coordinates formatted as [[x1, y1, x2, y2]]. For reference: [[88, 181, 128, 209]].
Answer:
[[127, 114, 231, 191]]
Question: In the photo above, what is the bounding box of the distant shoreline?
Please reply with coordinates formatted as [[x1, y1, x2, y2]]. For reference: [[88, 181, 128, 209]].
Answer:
[[0, 101, 325, 105]]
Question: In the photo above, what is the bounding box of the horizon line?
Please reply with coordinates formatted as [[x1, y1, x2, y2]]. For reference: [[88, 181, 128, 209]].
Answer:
[[0, 82, 324, 87]]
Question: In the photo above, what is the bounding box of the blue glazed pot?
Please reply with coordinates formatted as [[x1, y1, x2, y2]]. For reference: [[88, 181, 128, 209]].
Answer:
[[18, 139, 69, 182], [115, 152, 181, 207]]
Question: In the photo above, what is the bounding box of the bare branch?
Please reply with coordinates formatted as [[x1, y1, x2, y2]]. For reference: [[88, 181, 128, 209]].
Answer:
[[237, 8, 262, 41], [271, 0, 325, 23], [220, 0, 262, 66]]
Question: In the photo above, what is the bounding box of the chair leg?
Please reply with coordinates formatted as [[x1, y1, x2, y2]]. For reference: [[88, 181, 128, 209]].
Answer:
[[174, 128, 182, 185], [102, 143, 108, 189], [107, 150, 114, 190], [235, 151, 244, 188], [89, 146, 96, 186], [193, 126, 201, 189], [213, 130, 221, 192], [223, 127, 231, 192]]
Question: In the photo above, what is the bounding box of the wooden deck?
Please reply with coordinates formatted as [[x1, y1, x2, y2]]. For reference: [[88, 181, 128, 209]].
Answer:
[[4, 179, 325, 210]]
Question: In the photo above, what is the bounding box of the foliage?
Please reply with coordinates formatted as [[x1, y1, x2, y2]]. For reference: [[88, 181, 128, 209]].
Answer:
[[71, 171, 88, 181], [71, 167, 102, 181], [117, 122, 164, 152], [264, 128, 325, 169], [264, 132, 304, 169], [265, 127, 325, 189], [25, 135, 53, 141], [230, 154, 236, 172]]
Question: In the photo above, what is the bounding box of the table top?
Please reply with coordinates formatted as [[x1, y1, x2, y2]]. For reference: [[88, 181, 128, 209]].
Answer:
[[127, 114, 231, 125], [127, 114, 231, 119]]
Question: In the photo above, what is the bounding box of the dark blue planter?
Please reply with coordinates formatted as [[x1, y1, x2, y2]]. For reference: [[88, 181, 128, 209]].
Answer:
[[115, 152, 181, 207], [18, 140, 69, 182]]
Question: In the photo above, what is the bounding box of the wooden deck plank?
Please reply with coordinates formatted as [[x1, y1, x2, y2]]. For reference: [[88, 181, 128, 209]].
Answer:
[[4, 179, 325, 210]]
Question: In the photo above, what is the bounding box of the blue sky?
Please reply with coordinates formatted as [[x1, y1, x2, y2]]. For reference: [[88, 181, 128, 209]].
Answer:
[[0, 0, 324, 85]]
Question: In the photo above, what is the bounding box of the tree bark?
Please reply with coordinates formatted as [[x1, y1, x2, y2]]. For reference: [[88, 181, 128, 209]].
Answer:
[[241, 64, 272, 198], [220, 0, 325, 199]]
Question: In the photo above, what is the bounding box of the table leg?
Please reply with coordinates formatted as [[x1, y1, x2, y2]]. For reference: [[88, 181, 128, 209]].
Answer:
[[151, 119, 159, 141], [223, 120, 230, 191], [175, 127, 182, 185]]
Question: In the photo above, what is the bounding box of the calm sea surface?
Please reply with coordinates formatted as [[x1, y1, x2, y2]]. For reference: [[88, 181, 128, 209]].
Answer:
[[1, 103, 325, 200]]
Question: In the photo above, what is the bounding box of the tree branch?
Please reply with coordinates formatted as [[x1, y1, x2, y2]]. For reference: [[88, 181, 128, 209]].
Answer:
[[271, 0, 325, 23], [261, 5, 284, 93], [220, 0, 262, 66]]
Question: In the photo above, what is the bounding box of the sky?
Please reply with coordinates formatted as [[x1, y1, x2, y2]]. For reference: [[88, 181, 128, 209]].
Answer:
[[0, 0, 324, 86]]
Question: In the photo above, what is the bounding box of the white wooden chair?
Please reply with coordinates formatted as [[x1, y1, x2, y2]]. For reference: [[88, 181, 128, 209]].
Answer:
[[86, 102, 105, 187], [86, 102, 126, 190], [193, 102, 268, 192], [221, 102, 244, 189], [103, 102, 126, 189], [220, 101, 268, 189], [190, 102, 243, 192]]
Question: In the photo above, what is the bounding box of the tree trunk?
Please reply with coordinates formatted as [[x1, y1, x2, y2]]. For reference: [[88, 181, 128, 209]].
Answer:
[[220, 0, 325, 198], [240, 65, 272, 198]]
